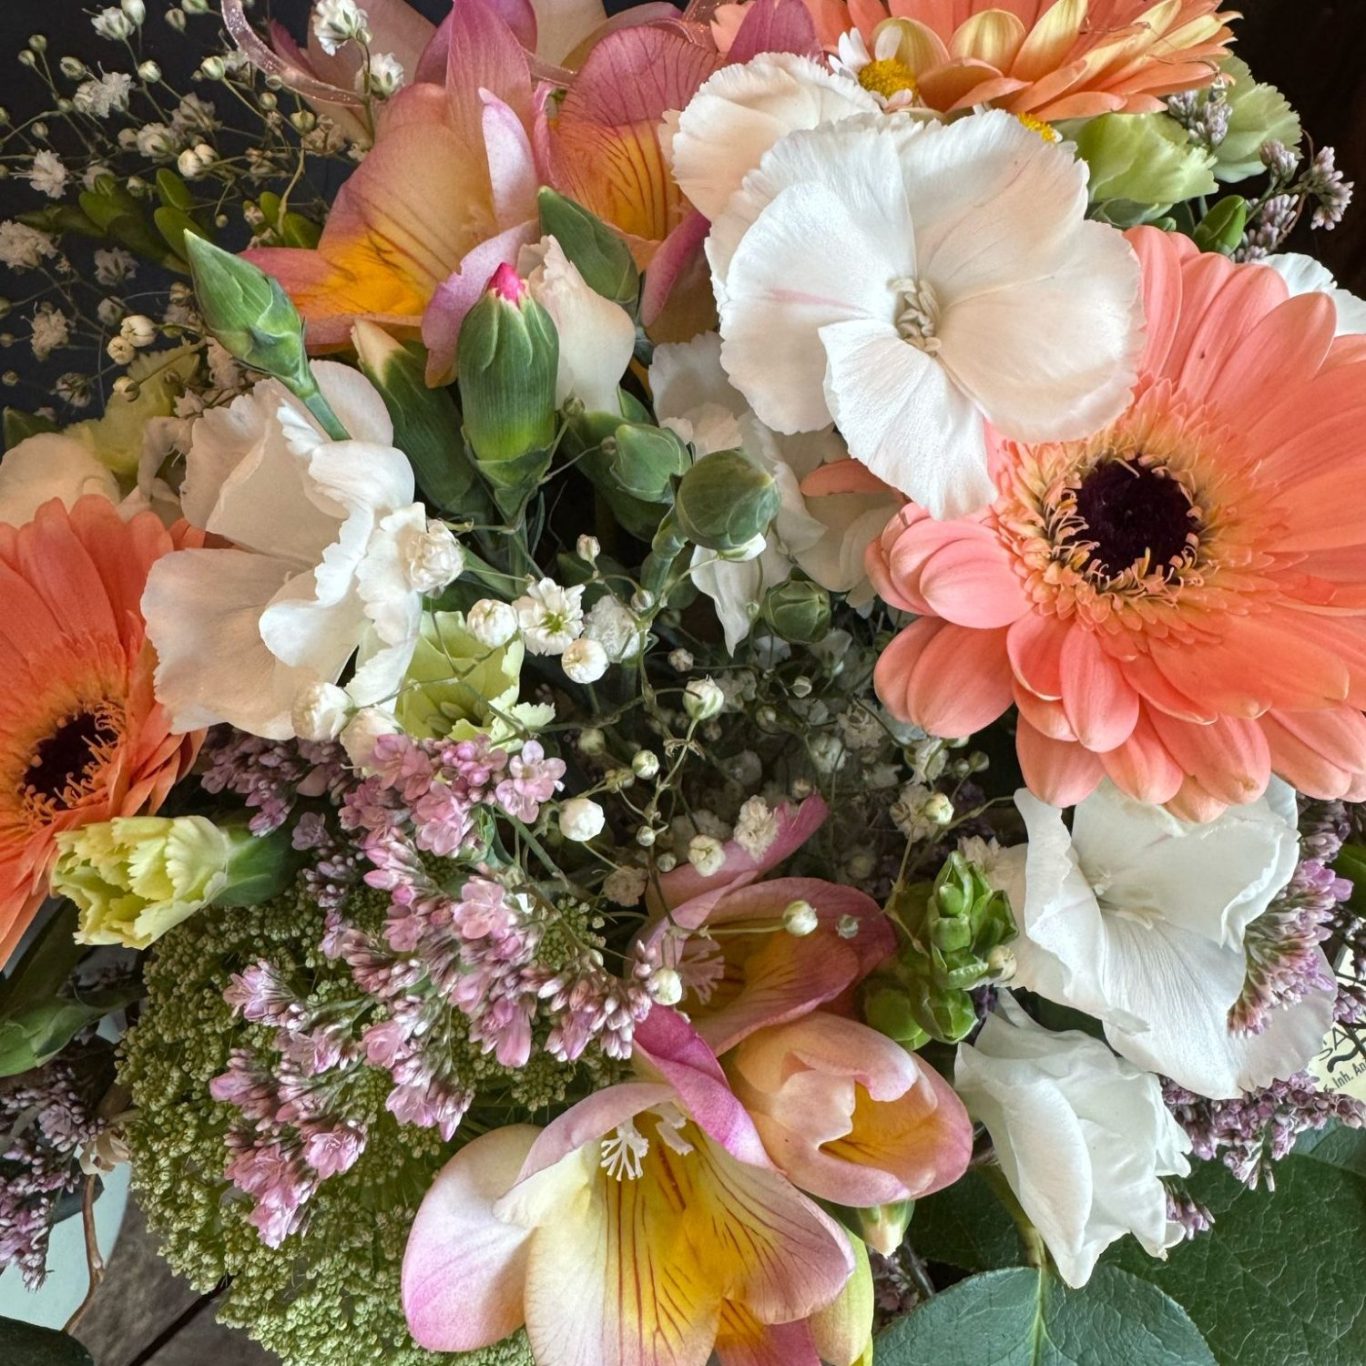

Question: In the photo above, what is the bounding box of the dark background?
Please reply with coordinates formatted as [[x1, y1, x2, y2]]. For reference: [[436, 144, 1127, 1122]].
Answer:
[[0, 0, 1362, 290]]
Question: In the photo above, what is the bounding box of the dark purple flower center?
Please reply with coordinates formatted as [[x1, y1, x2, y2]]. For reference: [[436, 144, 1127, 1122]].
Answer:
[[25, 708, 120, 804], [1071, 459, 1197, 580]]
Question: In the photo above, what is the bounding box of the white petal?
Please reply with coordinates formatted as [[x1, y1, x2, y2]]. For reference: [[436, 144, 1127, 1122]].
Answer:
[[689, 546, 771, 653], [1263, 252, 1366, 337], [522, 237, 634, 414], [818, 317, 996, 519], [0, 432, 119, 525], [937, 220, 1141, 444], [142, 548, 312, 738], [650, 332, 744, 428], [717, 181, 898, 434], [670, 53, 879, 223]]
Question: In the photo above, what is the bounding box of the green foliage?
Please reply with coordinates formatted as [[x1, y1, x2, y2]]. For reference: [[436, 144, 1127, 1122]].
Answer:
[[1295, 1122, 1366, 1179], [119, 885, 532, 1366], [2, 406, 59, 449], [908, 1170, 1022, 1273], [0, 1319, 93, 1365], [876, 1266, 1215, 1365], [1191, 196, 1249, 255], [537, 188, 640, 312], [1109, 1156, 1366, 1365], [673, 449, 780, 552]]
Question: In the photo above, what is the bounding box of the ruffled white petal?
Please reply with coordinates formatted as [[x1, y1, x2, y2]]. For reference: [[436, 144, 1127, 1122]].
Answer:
[[0, 432, 119, 525]]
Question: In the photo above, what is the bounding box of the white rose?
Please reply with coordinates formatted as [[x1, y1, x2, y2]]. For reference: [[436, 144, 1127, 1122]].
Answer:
[[955, 995, 1191, 1289]]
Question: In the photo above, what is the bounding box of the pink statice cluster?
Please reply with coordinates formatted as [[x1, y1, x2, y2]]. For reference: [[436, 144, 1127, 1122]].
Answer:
[[200, 730, 351, 835]]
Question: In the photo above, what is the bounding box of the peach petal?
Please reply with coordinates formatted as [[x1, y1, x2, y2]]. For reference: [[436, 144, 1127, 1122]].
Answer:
[[1006, 611, 1068, 700], [1015, 718, 1104, 806], [915, 527, 1029, 629], [876, 620, 1013, 738], [1099, 710, 1185, 805], [1059, 627, 1140, 752], [1146, 711, 1272, 809]]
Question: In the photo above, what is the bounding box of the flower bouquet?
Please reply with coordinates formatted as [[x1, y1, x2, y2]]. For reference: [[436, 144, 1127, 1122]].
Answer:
[[1, 1, 1364, 1363]]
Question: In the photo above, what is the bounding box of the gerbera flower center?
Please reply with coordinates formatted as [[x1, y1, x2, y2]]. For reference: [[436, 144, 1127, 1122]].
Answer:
[[858, 57, 919, 102], [892, 277, 941, 355], [23, 704, 122, 808], [1065, 459, 1198, 582]]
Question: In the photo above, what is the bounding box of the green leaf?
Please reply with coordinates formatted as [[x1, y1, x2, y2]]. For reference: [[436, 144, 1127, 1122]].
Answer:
[[909, 1170, 1021, 1272], [0, 1319, 94, 1364], [0, 903, 83, 1017], [537, 187, 640, 311], [877, 1266, 1215, 1365], [1109, 1156, 1366, 1364], [1295, 1123, 1366, 1180], [3, 406, 59, 450], [0, 999, 107, 1077]]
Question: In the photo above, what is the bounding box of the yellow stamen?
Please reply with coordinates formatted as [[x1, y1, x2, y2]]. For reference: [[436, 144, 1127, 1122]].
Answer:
[[858, 58, 919, 103], [1016, 113, 1061, 144]]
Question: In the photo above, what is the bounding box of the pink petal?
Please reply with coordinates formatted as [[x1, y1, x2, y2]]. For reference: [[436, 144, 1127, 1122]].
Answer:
[[1263, 706, 1366, 800], [1146, 710, 1271, 809], [516, 1081, 674, 1183], [875, 620, 1014, 738], [402, 1124, 539, 1352], [1059, 626, 1139, 752], [1006, 611, 1068, 700], [656, 795, 828, 909], [915, 524, 1028, 629], [1015, 718, 1104, 806], [640, 209, 709, 327], [1099, 710, 1185, 805], [726, 0, 821, 62], [482, 91, 538, 226]]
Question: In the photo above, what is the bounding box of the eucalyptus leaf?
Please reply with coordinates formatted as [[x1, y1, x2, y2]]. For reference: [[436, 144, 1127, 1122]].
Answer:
[[876, 1266, 1215, 1365], [0, 1317, 94, 1364], [1109, 1156, 1366, 1364]]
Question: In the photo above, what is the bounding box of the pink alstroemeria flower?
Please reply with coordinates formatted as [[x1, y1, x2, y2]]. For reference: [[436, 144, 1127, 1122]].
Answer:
[[728, 1010, 972, 1239], [642, 796, 897, 1053], [245, 0, 542, 360], [402, 1006, 864, 1366]]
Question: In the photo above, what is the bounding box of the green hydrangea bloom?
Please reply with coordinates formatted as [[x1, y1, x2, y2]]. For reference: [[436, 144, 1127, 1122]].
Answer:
[[119, 885, 533, 1366]]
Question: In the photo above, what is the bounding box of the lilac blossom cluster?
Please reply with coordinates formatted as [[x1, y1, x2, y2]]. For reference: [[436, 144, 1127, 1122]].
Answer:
[[1165, 1073, 1364, 1189], [1232, 802, 1353, 1034], [0, 1037, 112, 1287], [200, 730, 351, 835]]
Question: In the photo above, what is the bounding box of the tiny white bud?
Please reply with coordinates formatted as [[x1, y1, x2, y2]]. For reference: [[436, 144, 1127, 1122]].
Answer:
[[782, 899, 819, 937], [291, 681, 351, 742], [655, 852, 677, 872], [921, 793, 954, 827], [630, 588, 655, 613], [138, 59, 160, 81], [577, 727, 606, 756], [635, 825, 657, 848], [105, 335, 136, 365], [562, 637, 609, 685], [668, 648, 693, 673], [687, 834, 726, 878], [631, 750, 660, 780], [200, 55, 226, 80], [646, 967, 683, 1006], [559, 797, 606, 843], [466, 598, 518, 648], [119, 313, 156, 347], [836, 914, 861, 940], [683, 677, 724, 722], [122, 0, 147, 22], [576, 534, 600, 563]]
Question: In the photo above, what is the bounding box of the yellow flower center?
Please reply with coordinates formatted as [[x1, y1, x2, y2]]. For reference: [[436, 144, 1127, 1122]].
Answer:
[[858, 57, 919, 102], [1016, 113, 1060, 144]]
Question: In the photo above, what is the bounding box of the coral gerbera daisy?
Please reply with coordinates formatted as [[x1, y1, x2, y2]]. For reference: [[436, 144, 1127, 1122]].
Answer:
[[805, 0, 1237, 121], [868, 226, 1366, 822], [0, 497, 201, 962]]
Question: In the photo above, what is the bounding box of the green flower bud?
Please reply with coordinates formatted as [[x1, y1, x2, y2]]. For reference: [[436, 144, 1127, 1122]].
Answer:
[[1215, 58, 1301, 183], [538, 187, 640, 312], [862, 985, 930, 1049], [761, 577, 832, 644], [184, 233, 347, 438], [54, 817, 295, 950], [457, 264, 558, 516], [596, 421, 691, 503], [352, 320, 490, 518], [852, 1200, 914, 1257], [1067, 113, 1216, 217], [674, 450, 780, 552], [1192, 195, 1249, 256]]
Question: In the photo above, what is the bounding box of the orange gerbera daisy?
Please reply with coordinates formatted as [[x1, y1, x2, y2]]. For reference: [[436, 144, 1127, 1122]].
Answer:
[[0, 497, 202, 963], [805, 0, 1237, 120]]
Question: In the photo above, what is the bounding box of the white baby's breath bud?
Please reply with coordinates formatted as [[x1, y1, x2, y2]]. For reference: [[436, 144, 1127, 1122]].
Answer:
[[60, 57, 86, 78], [922, 793, 954, 826], [782, 900, 819, 937], [363, 52, 405, 98], [177, 145, 214, 179], [687, 834, 725, 878], [111, 376, 138, 399], [630, 588, 654, 613], [92, 6, 135, 39], [122, 0, 147, 22], [467, 598, 518, 648], [105, 335, 135, 365], [138, 60, 160, 82], [576, 534, 600, 564], [668, 648, 693, 673], [559, 797, 606, 843], [165, 8, 187, 31], [683, 677, 724, 722], [119, 313, 156, 347], [200, 55, 226, 80], [291, 681, 351, 742], [313, 0, 371, 55], [577, 727, 606, 756], [635, 825, 658, 848], [562, 637, 609, 685], [631, 750, 659, 780], [836, 914, 861, 940], [646, 967, 684, 1006], [183, 0, 209, 12], [656, 852, 678, 872]]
